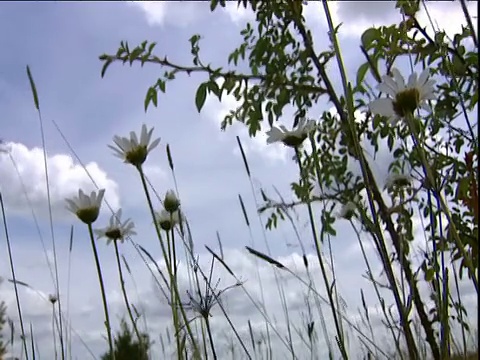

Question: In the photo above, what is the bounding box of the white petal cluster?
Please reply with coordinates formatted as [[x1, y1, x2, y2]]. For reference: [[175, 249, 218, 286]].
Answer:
[[266, 118, 317, 147], [384, 173, 413, 190], [95, 209, 136, 245], [337, 201, 357, 220], [369, 68, 436, 125], [109, 124, 160, 167], [155, 209, 182, 231], [65, 189, 105, 224]]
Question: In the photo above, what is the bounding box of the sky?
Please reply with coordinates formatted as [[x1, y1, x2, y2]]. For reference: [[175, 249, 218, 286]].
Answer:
[[0, 1, 478, 359]]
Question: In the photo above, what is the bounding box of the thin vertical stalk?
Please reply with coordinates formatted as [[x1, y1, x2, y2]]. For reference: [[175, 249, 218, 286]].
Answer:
[[294, 148, 348, 360], [51, 304, 58, 360], [0, 192, 29, 359], [86, 224, 114, 357], [26, 66, 66, 360], [204, 316, 217, 360], [137, 167, 199, 358], [113, 241, 145, 352]]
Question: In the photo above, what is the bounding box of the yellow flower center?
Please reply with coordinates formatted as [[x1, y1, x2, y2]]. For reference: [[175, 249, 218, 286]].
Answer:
[[159, 219, 173, 231], [76, 207, 100, 225], [392, 88, 420, 118], [105, 228, 122, 240], [125, 146, 148, 167], [282, 134, 307, 148], [393, 177, 411, 188]]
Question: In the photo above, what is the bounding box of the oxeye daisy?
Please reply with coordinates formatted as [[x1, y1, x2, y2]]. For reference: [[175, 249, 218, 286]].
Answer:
[[94, 209, 136, 245], [108, 124, 160, 167], [163, 190, 180, 213], [337, 201, 357, 220], [266, 118, 317, 147], [155, 209, 182, 231], [385, 173, 413, 190], [65, 189, 105, 225], [369, 68, 436, 125]]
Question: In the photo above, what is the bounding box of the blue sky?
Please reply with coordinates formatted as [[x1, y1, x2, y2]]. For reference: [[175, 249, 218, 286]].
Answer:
[[0, 1, 477, 359]]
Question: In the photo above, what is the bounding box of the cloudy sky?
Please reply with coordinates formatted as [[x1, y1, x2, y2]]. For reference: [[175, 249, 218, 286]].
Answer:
[[0, 1, 477, 359]]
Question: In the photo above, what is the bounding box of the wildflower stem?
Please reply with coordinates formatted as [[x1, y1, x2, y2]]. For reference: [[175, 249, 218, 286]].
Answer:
[[320, 2, 429, 358], [137, 166, 199, 357], [87, 223, 114, 357], [113, 240, 145, 352], [0, 192, 29, 360], [51, 304, 58, 360], [166, 230, 181, 360], [404, 113, 478, 292], [294, 148, 348, 360], [204, 316, 217, 360]]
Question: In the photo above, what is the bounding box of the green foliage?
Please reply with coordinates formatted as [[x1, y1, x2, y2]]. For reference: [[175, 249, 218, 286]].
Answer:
[[100, 319, 150, 360], [98, 0, 478, 358]]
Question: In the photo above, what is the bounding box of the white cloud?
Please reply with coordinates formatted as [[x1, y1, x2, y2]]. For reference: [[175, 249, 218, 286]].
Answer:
[[203, 80, 289, 164], [304, 1, 477, 39], [0, 142, 120, 219], [223, 1, 255, 25], [130, 1, 202, 27]]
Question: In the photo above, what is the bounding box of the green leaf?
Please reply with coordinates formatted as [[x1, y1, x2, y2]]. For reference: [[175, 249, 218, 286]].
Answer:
[[207, 81, 221, 98], [144, 87, 157, 112], [101, 58, 112, 78], [245, 246, 285, 269], [356, 62, 369, 86], [195, 83, 208, 112], [129, 47, 144, 65], [26, 66, 40, 110], [361, 28, 380, 49]]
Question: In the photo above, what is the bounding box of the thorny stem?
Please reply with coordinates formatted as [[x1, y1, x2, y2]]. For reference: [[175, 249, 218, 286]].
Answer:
[[291, 3, 421, 358], [404, 113, 478, 292]]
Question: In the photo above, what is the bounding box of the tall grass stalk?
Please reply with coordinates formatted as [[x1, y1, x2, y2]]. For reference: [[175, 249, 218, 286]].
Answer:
[[0, 192, 29, 359], [26, 66, 66, 360], [136, 166, 200, 357]]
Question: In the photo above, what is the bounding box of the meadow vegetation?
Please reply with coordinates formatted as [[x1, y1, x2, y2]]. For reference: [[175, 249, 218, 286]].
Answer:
[[0, 0, 478, 359]]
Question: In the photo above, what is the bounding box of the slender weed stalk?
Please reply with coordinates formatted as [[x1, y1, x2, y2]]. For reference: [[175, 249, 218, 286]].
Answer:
[[0, 192, 29, 358]]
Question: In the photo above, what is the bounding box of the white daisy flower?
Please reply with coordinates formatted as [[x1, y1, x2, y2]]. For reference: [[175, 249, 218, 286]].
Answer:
[[266, 118, 317, 147], [369, 68, 436, 125], [155, 209, 182, 231], [108, 124, 160, 167], [337, 201, 357, 220], [94, 209, 136, 245], [384, 173, 413, 190], [163, 190, 180, 213], [65, 189, 105, 225]]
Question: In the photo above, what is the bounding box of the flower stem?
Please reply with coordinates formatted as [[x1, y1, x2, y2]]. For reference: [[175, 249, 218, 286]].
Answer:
[[294, 148, 348, 360], [405, 113, 478, 292], [0, 192, 29, 360], [87, 223, 114, 357], [204, 316, 217, 360], [113, 240, 145, 352], [137, 166, 199, 358]]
